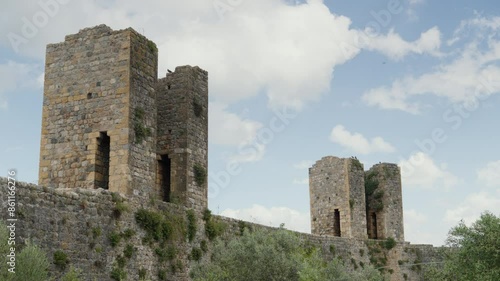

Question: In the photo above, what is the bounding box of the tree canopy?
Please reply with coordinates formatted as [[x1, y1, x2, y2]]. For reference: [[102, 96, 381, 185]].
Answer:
[[425, 212, 500, 281], [190, 226, 385, 281]]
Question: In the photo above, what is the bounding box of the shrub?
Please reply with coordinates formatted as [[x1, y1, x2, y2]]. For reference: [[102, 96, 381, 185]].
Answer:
[[53, 250, 69, 270], [62, 265, 83, 281], [108, 232, 122, 247], [193, 164, 207, 186], [191, 247, 203, 261], [384, 237, 397, 250], [13, 241, 50, 280], [187, 209, 197, 242], [124, 244, 135, 259], [110, 267, 127, 281]]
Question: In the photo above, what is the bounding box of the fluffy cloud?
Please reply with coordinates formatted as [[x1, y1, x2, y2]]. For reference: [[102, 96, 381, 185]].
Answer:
[[399, 152, 461, 190], [209, 102, 262, 146], [445, 190, 500, 226], [0, 0, 444, 111], [403, 209, 441, 245], [359, 27, 441, 60], [293, 160, 313, 170], [292, 178, 309, 185], [220, 204, 310, 233], [329, 125, 395, 154], [0, 61, 42, 110], [477, 160, 500, 188], [363, 17, 500, 113]]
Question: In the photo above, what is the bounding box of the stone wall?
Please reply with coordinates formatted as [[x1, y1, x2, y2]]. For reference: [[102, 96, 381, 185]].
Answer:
[[128, 30, 159, 198], [0, 178, 441, 281]]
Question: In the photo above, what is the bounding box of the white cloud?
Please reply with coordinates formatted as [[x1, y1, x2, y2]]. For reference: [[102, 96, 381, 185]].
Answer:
[[477, 160, 500, 188], [329, 125, 395, 155], [0, 0, 444, 111], [360, 27, 441, 60], [445, 190, 500, 226], [292, 178, 309, 185], [399, 152, 461, 190], [0, 61, 42, 110], [293, 160, 313, 170], [363, 17, 500, 113], [220, 204, 310, 233], [209, 102, 262, 146], [403, 209, 443, 245]]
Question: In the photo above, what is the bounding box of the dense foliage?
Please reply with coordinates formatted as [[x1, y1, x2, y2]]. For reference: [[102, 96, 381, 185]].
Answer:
[[190, 227, 385, 281], [425, 212, 500, 281]]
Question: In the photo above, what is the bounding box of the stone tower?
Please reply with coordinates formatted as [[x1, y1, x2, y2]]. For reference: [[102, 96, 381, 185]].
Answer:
[[38, 25, 208, 211], [155, 66, 208, 211], [309, 156, 368, 239], [365, 163, 404, 241]]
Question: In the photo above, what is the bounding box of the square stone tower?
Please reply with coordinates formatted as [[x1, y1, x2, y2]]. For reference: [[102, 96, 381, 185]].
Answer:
[[155, 66, 208, 211], [309, 156, 368, 239], [365, 163, 405, 241], [38, 25, 208, 211]]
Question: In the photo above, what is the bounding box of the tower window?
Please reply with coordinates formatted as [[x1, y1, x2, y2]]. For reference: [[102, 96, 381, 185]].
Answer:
[[158, 154, 171, 202], [333, 209, 341, 237], [95, 132, 110, 189]]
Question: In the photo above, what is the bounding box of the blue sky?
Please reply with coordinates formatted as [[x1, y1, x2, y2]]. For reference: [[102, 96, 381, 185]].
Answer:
[[1, 0, 500, 246]]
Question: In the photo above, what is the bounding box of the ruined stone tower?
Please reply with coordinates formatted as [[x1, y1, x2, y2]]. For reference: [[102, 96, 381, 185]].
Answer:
[[309, 156, 404, 241], [309, 156, 368, 239], [38, 25, 208, 211], [365, 163, 404, 241]]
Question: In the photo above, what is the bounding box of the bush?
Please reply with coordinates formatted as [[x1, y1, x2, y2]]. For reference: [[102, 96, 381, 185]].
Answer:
[[14, 241, 50, 281], [108, 232, 122, 247], [187, 209, 197, 242], [193, 164, 207, 186], [61, 266, 83, 281], [384, 237, 397, 250], [191, 247, 203, 261], [191, 228, 385, 281], [53, 250, 69, 270]]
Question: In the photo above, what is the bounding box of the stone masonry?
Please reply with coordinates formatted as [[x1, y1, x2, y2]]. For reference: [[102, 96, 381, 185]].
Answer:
[[38, 24, 208, 212], [309, 156, 368, 239], [310, 156, 404, 242]]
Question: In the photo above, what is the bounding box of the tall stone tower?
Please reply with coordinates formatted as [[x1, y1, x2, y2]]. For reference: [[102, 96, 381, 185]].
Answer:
[[38, 25, 208, 211], [365, 163, 404, 241], [309, 156, 368, 239], [155, 66, 208, 211]]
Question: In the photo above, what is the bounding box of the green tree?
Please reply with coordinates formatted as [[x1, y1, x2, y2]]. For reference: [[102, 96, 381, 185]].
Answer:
[[425, 212, 500, 281], [191, 227, 385, 281]]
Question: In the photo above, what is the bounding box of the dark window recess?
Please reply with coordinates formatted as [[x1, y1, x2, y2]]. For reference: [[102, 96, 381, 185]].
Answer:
[[333, 209, 341, 237], [158, 154, 171, 202], [167, 84, 171, 90], [96, 81, 101, 86], [95, 132, 110, 189], [193, 99, 203, 117], [87, 93, 92, 99], [368, 212, 378, 239]]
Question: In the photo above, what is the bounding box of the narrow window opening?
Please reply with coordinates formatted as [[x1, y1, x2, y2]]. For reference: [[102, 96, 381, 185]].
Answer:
[[369, 212, 378, 239], [333, 209, 341, 237], [95, 132, 110, 189], [87, 93, 92, 99], [158, 154, 171, 202]]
